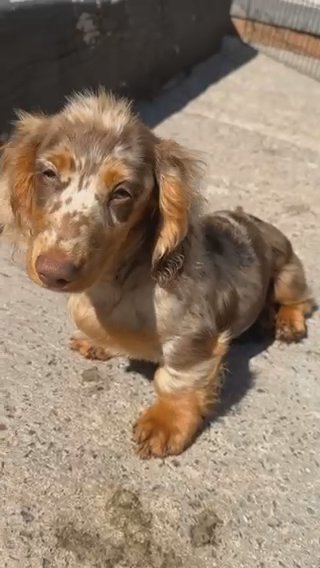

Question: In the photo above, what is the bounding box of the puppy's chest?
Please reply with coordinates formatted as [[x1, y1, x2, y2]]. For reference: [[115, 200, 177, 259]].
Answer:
[[69, 278, 163, 361], [69, 278, 156, 335], [104, 281, 156, 329]]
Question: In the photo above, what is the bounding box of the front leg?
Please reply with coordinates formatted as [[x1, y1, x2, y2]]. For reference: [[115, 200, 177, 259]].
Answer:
[[133, 331, 229, 458], [68, 295, 118, 361], [69, 334, 114, 361]]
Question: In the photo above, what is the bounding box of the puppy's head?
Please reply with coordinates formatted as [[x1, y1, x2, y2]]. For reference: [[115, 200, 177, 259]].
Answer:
[[0, 91, 202, 292]]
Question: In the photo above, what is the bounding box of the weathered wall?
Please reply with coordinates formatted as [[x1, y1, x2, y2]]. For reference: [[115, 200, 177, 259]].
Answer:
[[0, 0, 232, 129]]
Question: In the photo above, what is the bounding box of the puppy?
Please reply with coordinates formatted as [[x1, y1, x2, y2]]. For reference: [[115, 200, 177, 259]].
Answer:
[[0, 91, 314, 458]]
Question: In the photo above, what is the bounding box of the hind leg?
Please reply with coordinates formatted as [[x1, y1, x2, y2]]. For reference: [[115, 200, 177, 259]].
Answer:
[[248, 286, 276, 342], [274, 251, 314, 343]]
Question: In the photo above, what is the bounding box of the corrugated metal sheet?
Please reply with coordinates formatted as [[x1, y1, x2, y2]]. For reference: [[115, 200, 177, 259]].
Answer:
[[231, 0, 320, 79]]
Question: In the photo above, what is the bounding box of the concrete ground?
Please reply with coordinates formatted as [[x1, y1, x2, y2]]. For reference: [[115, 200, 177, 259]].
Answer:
[[1, 38, 319, 568]]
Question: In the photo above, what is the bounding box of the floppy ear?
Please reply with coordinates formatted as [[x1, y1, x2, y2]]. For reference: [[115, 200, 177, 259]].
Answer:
[[152, 138, 202, 284], [0, 112, 48, 236], [0, 140, 13, 234]]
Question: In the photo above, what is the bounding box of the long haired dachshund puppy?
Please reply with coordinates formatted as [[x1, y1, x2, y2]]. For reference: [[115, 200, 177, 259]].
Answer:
[[0, 91, 314, 458]]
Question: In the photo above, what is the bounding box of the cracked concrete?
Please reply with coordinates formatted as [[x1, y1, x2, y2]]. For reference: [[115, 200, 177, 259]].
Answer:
[[1, 39, 319, 567]]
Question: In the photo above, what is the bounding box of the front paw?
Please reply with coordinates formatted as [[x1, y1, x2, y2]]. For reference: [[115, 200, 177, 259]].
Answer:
[[69, 336, 112, 361], [275, 306, 307, 343], [133, 396, 200, 459]]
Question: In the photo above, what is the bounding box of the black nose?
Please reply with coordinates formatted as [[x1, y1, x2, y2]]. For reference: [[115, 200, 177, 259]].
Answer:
[[35, 252, 80, 289]]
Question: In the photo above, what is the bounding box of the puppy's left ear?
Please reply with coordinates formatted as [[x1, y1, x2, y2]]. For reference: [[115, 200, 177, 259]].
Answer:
[[152, 138, 202, 284]]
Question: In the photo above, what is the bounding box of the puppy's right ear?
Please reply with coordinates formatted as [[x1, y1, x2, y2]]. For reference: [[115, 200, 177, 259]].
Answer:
[[0, 112, 48, 236], [0, 141, 13, 234]]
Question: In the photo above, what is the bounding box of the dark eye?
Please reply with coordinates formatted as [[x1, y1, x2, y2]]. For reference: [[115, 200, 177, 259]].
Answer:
[[112, 186, 132, 200], [42, 168, 57, 179]]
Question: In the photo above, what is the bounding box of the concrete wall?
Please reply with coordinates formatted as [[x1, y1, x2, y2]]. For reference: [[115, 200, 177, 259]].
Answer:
[[0, 0, 232, 129]]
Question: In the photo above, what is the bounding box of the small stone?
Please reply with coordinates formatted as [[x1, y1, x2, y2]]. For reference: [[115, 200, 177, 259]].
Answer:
[[307, 506, 315, 515], [81, 367, 102, 383], [190, 510, 222, 547], [21, 508, 35, 523]]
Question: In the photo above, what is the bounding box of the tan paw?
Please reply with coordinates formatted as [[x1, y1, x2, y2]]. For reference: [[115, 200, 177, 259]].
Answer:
[[275, 306, 307, 343], [69, 336, 111, 361], [133, 395, 200, 459]]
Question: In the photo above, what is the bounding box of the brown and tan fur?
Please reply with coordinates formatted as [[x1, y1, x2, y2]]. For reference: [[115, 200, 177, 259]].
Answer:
[[0, 91, 315, 458]]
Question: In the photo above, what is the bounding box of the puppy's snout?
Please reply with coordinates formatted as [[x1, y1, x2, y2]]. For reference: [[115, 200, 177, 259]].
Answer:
[[35, 251, 81, 289]]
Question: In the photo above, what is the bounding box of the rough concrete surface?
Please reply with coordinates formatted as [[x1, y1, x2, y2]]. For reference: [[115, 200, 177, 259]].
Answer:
[[1, 39, 319, 567]]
